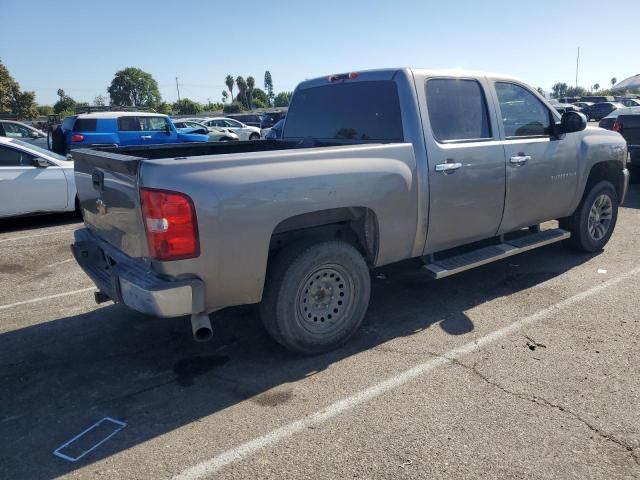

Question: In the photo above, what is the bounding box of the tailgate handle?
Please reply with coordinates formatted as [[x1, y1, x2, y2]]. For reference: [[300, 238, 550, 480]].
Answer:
[[92, 170, 104, 191]]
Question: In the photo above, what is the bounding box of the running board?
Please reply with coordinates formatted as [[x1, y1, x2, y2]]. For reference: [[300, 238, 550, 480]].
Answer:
[[423, 228, 570, 279]]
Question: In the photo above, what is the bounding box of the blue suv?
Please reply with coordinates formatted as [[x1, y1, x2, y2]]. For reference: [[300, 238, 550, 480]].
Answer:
[[48, 112, 208, 154]]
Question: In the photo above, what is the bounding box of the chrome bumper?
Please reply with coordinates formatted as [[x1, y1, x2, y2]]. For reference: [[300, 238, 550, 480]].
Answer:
[[71, 228, 205, 317]]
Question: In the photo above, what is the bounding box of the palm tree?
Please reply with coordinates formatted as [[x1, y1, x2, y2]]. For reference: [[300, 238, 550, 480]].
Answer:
[[222, 91, 228, 104], [236, 76, 247, 108], [246, 76, 255, 110], [225, 75, 234, 100], [611, 77, 617, 87], [593, 83, 600, 92]]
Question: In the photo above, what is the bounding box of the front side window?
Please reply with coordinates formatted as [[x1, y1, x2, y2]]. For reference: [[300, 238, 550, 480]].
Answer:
[[3, 123, 33, 138], [0, 146, 34, 167], [426, 78, 492, 142], [495, 82, 552, 138], [140, 116, 169, 131], [224, 119, 243, 128]]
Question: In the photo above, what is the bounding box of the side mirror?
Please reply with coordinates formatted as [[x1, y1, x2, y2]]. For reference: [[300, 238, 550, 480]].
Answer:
[[558, 111, 587, 135], [33, 157, 49, 168]]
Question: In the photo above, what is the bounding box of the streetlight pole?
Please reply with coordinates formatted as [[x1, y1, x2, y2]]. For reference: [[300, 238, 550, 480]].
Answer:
[[575, 47, 580, 90]]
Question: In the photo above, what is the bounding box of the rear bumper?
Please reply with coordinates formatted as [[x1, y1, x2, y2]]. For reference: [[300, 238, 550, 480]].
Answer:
[[71, 228, 205, 317]]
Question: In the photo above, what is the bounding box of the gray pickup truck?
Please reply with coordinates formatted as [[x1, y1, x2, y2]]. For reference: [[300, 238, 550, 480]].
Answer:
[[71, 68, 629, 354]]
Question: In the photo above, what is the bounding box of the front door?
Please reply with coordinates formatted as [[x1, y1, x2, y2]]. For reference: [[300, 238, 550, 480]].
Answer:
[[420, 77, 506, 254], [492, 82, 579, 233], [139, 116, 178, 144], [0, 145, 67, 216]]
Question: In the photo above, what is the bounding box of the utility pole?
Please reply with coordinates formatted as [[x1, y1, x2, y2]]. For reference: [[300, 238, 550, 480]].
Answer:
[[175, 76, 181, 102], [575, 47, 580, 90]]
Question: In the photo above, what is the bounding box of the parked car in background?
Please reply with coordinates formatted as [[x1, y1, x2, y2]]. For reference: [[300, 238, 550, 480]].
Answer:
[[199, 117, 262, 140], [572, 101, 594, 110], [0, 137, 77, 218], [227, 113, 264, 128], [597, 106, 640, 130], [0, 120, 48, 148], [620, 98, 640, 107], [260, 111, 287, 129], [559, 96, 580, 104], [553, 103, 582, 115], [261, 118, 285, 139], [611, 111, 640, 170], [583, 102, 623, 122], [48, 112, 209, 154], [580, 95, 616, 103], [71, 67, 627, 354], [172, 120, 239, 141]]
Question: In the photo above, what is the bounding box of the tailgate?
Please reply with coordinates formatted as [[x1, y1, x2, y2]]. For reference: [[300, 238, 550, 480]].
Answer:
[[72, 148, 147, 258]]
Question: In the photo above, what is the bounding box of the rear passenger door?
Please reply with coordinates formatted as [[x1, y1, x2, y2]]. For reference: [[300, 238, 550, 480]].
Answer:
[[420, 77, 507, 253], [492, 82, 578, 233]]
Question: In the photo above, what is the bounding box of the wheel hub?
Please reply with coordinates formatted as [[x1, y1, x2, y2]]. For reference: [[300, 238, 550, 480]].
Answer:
[[297, 266, 352, 334], [588, 194, 613, 241]]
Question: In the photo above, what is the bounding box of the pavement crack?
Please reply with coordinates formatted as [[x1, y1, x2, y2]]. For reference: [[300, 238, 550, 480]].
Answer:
[[446, 356, 639, 466]]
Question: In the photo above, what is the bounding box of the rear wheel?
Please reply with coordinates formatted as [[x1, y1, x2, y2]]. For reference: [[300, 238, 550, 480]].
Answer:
[[560, 180, 618, 252], [260, 240, 371, 355]]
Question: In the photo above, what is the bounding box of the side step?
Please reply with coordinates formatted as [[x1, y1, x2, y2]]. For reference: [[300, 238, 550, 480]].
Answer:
[[423, 228, 570, 279]]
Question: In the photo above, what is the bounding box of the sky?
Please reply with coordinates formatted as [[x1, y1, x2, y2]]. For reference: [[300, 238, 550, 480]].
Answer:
[[2, 0, 639, 106]]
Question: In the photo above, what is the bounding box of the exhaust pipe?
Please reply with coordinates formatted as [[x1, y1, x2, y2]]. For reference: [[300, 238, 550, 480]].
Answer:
[[190, 313, 213, 342]]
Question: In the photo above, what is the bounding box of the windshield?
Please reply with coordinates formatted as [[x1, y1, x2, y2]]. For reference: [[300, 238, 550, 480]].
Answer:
[[9, 139, 68, 161], [283, 81, 404, 142]]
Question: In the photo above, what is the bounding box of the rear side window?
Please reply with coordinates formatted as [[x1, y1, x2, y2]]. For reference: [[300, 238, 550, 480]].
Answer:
[[426, 79, 492, 142], [118, 116, 140, 131], [73, 118, 97, 132], [61, 116, 77, 131], [284, 81, 403, 142], [139, 116, 169, 131], [495, 82, 551, 138]]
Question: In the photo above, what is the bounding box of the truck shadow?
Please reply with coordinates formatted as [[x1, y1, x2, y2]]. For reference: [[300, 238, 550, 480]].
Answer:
[[0, 243, 601, 478], [0, 211, 81, 234]]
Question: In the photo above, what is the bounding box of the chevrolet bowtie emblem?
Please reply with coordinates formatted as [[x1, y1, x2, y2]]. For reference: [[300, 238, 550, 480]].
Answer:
[[96, 199, 108, 215]]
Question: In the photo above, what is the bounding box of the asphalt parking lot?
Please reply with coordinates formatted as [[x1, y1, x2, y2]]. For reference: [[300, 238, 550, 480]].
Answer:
[[1, 185, 639, 480]]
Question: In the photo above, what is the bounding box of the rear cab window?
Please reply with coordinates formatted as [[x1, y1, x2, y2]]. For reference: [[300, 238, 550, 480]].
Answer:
[[283, 80, 404, 142], [425, 78, 492, 142]]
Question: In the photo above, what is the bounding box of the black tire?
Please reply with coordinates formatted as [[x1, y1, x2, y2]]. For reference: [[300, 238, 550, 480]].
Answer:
[[219, 137, 233, 142], [249, 133, 260, 141], [560, 180, 618, 252], [49, 125, 66, 155], [260, 240, 371, 355]]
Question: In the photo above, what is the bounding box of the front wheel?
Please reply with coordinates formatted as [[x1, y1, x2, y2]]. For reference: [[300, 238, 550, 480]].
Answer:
[[560, 180, 618, 252], [249, 133, 260, 141], [260, 240, 371, 355]]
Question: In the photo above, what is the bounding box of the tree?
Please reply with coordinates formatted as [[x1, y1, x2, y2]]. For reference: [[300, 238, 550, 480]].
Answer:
[[274, 91, 292, 107], [0, 59, 38, 119], [236, 76, 248, 108], [53, 89, 76, 114], [251, 88, 268, 106], [536, 87, 545, 96], [611, 77, 617, 87], [593, 83, 600, 92], [37, 105, 54, 116], [93, 94, 106, 106], [566, 86, 587, 98], [204, 101, 223, 112], [252, 98, 267, 109], [172, 98, 203, 115], [225, 75, 235, 100], [246, 76, 255, 109], [156, 102, 172, 115], [222, 91, 229, 103], [264, 71, 274, 106], [108, 67, 161, 107], [551, 82, 569, 98]]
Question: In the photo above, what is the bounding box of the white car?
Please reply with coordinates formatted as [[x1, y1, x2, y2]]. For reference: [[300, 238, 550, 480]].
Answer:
[[199, 117, 262, 141], [0, 137, 77, 218], [0, 120, 48, 148]]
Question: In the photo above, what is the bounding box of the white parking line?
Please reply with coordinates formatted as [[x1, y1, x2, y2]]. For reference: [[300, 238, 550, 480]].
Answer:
[[173, 265, 640, 480], [0, 287, 96, 312], [46, 258, 75, 268], [0, 228, 77, 243]]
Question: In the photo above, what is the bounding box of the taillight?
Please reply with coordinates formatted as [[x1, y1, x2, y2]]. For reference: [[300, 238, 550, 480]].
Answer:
[[71, 134, 85, 142], [613, 120, 622, 132], [140, 188, 199, 261]]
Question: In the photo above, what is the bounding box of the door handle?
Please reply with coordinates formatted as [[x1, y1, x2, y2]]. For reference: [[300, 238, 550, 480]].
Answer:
[[509, 155, 531, 165], [141, 135, 152, 140], [435, 162, 462, 173]]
